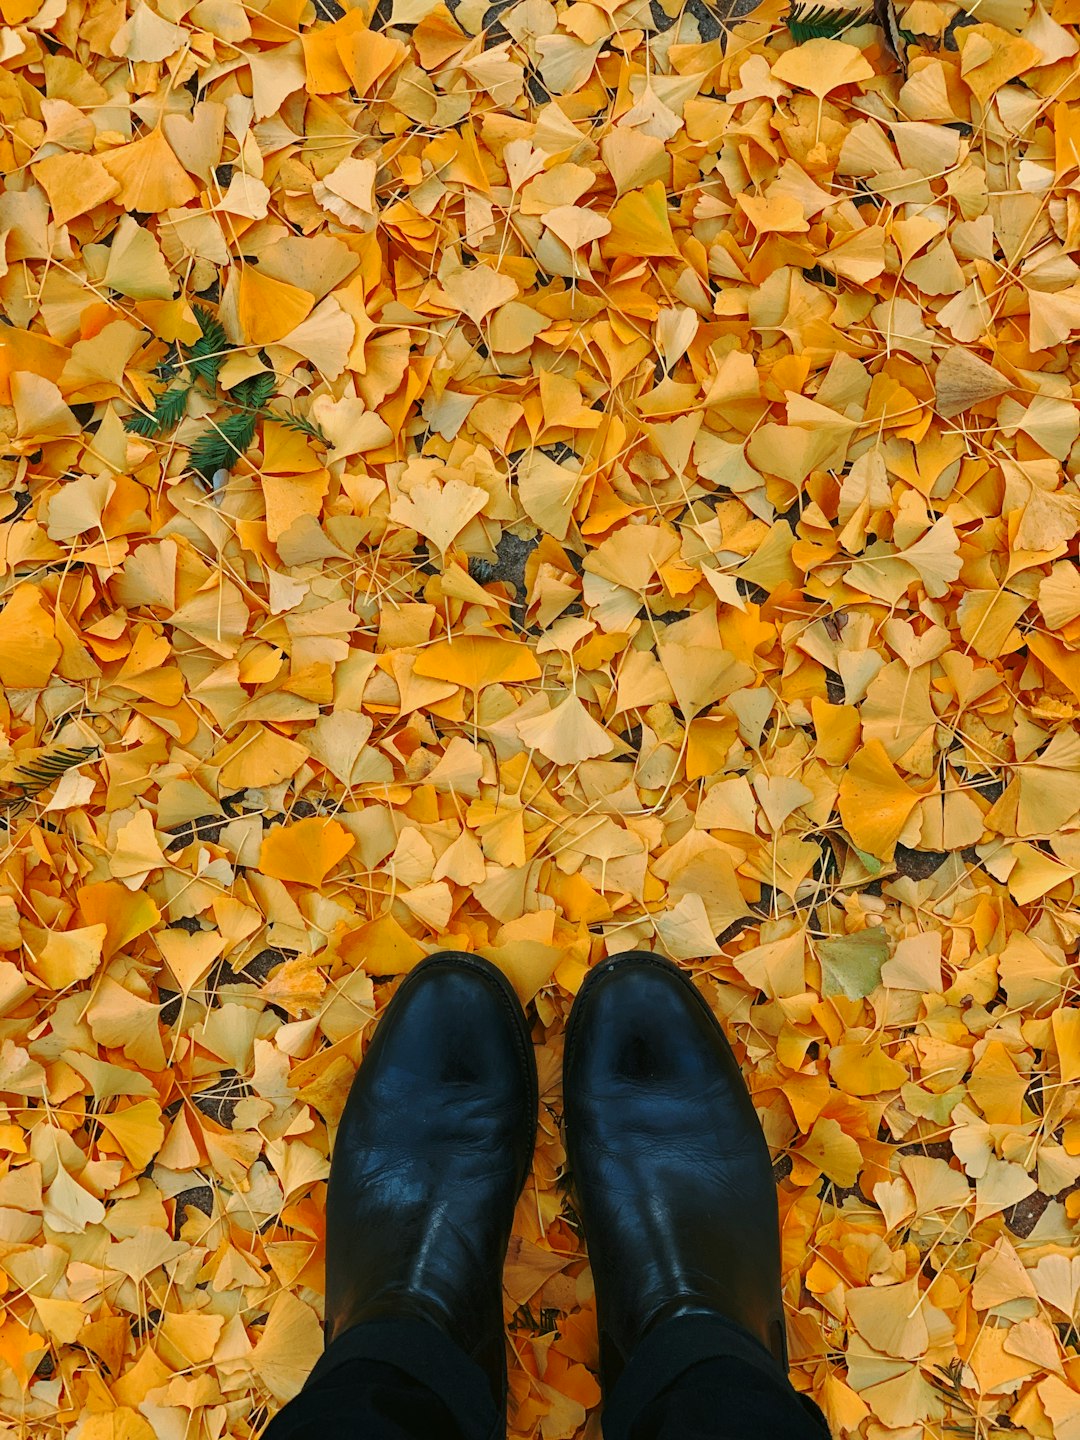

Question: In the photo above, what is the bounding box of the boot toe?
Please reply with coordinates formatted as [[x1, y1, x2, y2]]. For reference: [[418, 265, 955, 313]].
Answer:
[[363, 952, 536, 1112], [565, 951, 746, 1109]]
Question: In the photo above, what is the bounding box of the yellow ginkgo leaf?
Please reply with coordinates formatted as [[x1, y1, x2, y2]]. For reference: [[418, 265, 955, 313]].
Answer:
[[103, 215, 176, 301], [846, 1279, 931, 1360], [485, 932, 563, 1005], [157, 1311, 225, 1369], [439, 263, 519, 325], [516, 695, 615, 766], [603, 181, 680, 258], [518, 451, 585, 541], [959, 25, 1041, 107], [975, 1158, 1037, 1223], [657, 611, 753, 719], [798, 1116, 862, 1188], [262, 470, 331, 543], [399, 881, 454, 931], [1053, 1007, 1080, 1084], [26, 923, 106, 990], [653, 893, 723, 960], [487, 300, 549, 355], [157, 927, 225, 995], [957, 589, 1029, 660], [44, 1160, 107, 1233], [97, 1099, 165, 1170], [829, 1042, 907, 1097], [252, 1292, 323, 1403], [770, 37, 874, 99], [100, 127, 199, 211], [389, 476, 488, 556], [78, 1412, 157, 1440], [541, 204, 612, 251], [881, 933, 942, 992], [736, 193, 809, 235], [29, 1295, 86, 1345]]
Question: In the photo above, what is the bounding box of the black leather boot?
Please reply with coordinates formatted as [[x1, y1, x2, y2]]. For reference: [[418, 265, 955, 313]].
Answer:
[[563, 951, 787, 1395], [324, 951, 537, 1406]]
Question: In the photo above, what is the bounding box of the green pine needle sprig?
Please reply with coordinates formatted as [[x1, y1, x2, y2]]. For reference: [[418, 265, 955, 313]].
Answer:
[[232, 371, 277, 409], [188, 410, 261, 483], [1, 744, 100, 811], [186, 305, 229, 387], [786, 3, 872, 40], [275, 410, 329, 444], [124, 383, 191, 438], [125, 304, 326, 483]]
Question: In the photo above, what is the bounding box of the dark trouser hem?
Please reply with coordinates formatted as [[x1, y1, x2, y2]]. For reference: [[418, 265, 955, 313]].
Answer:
[[602, 1313, 830, 1440], [261, 1311, 829, 1440], [261, 1317, 502, 1440]]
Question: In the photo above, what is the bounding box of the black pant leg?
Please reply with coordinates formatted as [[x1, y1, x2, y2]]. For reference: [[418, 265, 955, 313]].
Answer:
[[624, 1357, 829, 1440], [263, 1356, 472, 1440], [262, 1318, 503, 1440], [602, 1314, 829, 1440]]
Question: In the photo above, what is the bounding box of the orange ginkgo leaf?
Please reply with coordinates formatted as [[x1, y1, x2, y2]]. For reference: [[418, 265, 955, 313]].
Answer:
[[413, 633, 541, 692], [838, 741, 920, 861], [262, 419, 324, 475], [0, 584, 61, 688], [258, 816, 355, 887], [31, 151, 119, 227], [0, 1316, 48, 1389], [77, 880, 160, 961], [238, 267, 316, 345]]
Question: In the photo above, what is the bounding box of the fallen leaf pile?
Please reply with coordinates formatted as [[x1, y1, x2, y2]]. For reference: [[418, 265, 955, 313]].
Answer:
[[2, 0, 1080, 1433]]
